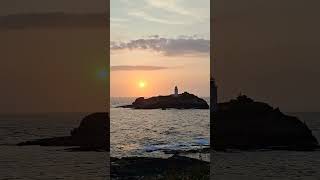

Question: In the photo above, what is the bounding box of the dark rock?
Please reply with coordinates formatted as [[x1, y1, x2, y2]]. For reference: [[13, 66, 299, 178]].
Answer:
[[163, 147, 211, 154], [70, 113, 108, 148], [111, 155, 209, 179], [118, 92, 209, 109], [212, 95, 319, 151], [18, 112, 109, 151]]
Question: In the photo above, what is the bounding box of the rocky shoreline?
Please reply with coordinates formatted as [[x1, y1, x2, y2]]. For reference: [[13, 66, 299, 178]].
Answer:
[[111, 155, 210, 180]]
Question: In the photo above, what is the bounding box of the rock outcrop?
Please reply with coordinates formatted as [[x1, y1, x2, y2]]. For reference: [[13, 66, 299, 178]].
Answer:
[[18, 113, 109, 151], [111, 155, 209, 179], [212, 95, 319, 150], [119, 92, 209, 109]]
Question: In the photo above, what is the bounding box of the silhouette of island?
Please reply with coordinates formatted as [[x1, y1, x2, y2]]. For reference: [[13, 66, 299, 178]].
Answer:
[[212, 95, 319, 151], [119, 92, 209, 109], [18, 113, 109, 151]]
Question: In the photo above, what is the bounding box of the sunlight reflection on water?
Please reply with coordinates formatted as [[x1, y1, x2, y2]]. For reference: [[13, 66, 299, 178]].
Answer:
[[110, 97, 210, 158]]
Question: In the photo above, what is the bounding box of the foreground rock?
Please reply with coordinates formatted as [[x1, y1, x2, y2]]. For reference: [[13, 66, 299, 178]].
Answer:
[[162, 147, 210, 155], [18, 113, 109, 151], [111, 155, 209, 179], [212, 95, 319, 151], [119, 92, 209, 109]]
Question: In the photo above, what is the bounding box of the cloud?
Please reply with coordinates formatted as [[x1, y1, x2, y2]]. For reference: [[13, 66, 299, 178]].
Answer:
[[145, 0, 191, 16], [111, 65, 170, 71], [128, 11, 184, 25], [144, 0, 209, 23], [148, 35, 160, 38], [111, 36, 210, 56], [110, 17, 129, 22], [0, 13, 107, 29]]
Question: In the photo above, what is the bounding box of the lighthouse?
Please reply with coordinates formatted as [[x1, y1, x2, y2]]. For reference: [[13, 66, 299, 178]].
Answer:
[[174, 86, 179, 97]]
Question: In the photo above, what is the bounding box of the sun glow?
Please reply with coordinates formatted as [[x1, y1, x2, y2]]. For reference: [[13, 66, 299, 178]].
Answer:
[[138, 81, 146, 88]]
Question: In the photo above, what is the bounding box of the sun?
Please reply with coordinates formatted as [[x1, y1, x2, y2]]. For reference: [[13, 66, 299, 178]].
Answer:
[[138, 81, 146, 88]]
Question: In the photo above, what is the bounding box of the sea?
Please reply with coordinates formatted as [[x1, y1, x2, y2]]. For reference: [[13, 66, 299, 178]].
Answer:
[[0, 112, 107, 180], [110, 97, 210, 160], [0, 105, 319, 179]]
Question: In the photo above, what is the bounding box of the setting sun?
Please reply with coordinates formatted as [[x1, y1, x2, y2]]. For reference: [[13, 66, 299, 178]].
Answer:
[[139, 81, 146, 88]]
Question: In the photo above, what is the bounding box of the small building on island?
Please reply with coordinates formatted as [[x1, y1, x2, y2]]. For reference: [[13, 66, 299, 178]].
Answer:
[[174, 86, 179, 97]]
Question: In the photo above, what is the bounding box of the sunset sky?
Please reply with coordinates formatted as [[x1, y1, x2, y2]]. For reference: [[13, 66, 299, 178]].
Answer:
[[4, 0, 320, 112], [0, 0, 108, 113], [110, 0, 210, 97], [213, 0, 320, 112]]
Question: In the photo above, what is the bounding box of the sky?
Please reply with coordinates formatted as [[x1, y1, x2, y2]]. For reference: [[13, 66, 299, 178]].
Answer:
[[0, 0, 106, 15], [0, 0, 108, 113], [110, 0, 210, 97], [213, 0, 320, 112]]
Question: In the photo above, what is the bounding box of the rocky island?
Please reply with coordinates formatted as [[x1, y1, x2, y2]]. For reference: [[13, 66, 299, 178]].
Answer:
[[212, 95, 319, 151], [18, 113, 109, 151], [119, 91, 209, 110]]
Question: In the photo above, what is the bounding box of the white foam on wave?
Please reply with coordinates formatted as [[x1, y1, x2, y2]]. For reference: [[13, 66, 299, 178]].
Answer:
[[144, 137, 210, 153], [193, 138, 210, 146]]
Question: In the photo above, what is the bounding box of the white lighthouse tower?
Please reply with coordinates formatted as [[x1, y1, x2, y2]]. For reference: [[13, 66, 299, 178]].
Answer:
[[174, 86, 179, 97]]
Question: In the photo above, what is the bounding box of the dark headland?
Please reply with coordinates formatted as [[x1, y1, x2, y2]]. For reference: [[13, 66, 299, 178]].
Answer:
[[118, 92, 209, 109], [212, 95, 319, 151], [18, 113, 109, 151]]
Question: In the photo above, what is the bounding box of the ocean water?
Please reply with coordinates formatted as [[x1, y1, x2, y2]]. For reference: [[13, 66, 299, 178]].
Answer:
[[1, 107, 318, 179], [0, 113, 108, 180], [110, 97, 210, 159], [212, 112, 320, 180]]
